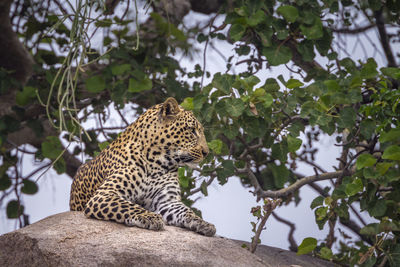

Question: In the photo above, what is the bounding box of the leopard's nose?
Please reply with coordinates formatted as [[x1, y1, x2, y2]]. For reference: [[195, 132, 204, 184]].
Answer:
[[201, 147, 209, 157]]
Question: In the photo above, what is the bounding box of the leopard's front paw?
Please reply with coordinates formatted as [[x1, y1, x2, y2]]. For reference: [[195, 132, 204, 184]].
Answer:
[[185, 216, 216, 237], [197, 220, 216, 236], [126, 213, 165, 230]]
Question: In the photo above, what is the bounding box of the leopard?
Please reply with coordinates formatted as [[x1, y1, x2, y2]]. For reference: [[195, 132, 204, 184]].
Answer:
[[69, 97, 216, 236]]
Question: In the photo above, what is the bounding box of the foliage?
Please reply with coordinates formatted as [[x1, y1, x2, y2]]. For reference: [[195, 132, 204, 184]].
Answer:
[[1, 0, 400, 265]]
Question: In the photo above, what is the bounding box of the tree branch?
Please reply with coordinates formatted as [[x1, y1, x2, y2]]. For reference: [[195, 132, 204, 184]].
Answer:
[[243, 168, 354, 199], [374, 9, 397, 67], [190, 0, 223, 14], [0, 0, 34, 84], [330, 24, 375, 34], [272, 212, 297, 252], [189, 172, 216, 195], [284, 38, 326, 76], [307, 177, 373, 245], [250, 199, 281, 253]]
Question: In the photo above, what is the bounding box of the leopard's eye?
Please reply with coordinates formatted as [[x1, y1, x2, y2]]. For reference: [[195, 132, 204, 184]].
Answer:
[[191, 127, 197, 136]]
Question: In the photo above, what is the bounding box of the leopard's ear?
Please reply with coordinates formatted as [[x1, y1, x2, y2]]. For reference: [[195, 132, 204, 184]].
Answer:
[[160, 97, 180, 119]]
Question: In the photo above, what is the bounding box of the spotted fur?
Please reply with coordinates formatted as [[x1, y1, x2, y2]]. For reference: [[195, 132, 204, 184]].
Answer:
[[70, 98, 216, 236]]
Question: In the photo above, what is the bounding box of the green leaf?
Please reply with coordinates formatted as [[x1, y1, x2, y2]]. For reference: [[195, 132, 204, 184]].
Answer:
[[356, 154, 377, 170], [310, 196, 324, 209], [53, 158, 66, 174], [345, 178, 363, 196], [256, 28, 273, 47], [0, 176, 11, 190], [368, 199, 387, 217], [261, 93, 273, 108], [252, 88, 266, 98], [335, 203, 350, 221], [324, 80, 340, 92], [252, 88, 273, 108], [271, 141, 288, 162], [315, 206, 328, 221], [297, 40, 315, 62], [128, 76, 152, 92], [287, 136, 302, 152], [208, 139, 223, 155], [376, 162, 393, 175], [181, 97, 194, 110], [379, 220, 400, 233], [95, 18, 112, 27], [360, 223, 379, 235], [200, 180, 208, 196], [380, 128, 400, 143], [225, 98, 245, 117], [212, 73, 234, 94], [98, 141, 110, 150], [216, 160, 235, 185], [178, 168, 189, 188], [381, 67, 400, 79], [277, 5, 299, 22], [222, 160, 235, 175], [340, 58, 357, 72], [286, 79, 304, 89], [230, 24, 246, 42], [263, 78, 280, 92], [247, 10, 265, 26], [297, 237, 317, 255], [270, 164, 289, 188], [360, 58, 378, 79], [234, 7, 247, 16], [170, 24, 187, 41], [240, 75, 261, 89], [361, 221, 400, 235], [332, 187, 346, 200], [363, 167, 378, 179], [111, 64, 131, 75], [382, 145, 400, 161], [262, 46, 292, 66], [338, 107, 356, 129], [85, 75, 106, 93], [41, 136, 63, 160], [21, 179, 38, 195], [300, 17, 323, 40], [6, 200, 24, 219], [360, 119, 376, 139], [193, 95, 207, 111], [319, 247, 333, 260], [16, 86, 37, 106]]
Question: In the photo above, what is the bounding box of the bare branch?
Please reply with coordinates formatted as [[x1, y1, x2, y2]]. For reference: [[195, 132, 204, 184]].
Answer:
[[190, 0, 223, 14], [189, 173, 216, 195], [115, 106, 130, 127], [326, 218, 336, 249], [374, 10, 397, 67], [272, 212, 297, 252], [330, 24, 375, 34], [243, 168, 354, 199], [250, 199, 282, 253]]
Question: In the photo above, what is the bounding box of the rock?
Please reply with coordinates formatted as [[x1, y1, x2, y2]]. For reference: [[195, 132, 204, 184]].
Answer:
[[0, 212, 333, 266]]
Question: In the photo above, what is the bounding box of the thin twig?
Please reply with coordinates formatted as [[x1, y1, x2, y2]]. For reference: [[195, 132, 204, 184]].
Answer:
[[115, 105, 130, 127], [250, 199, 282, 253], [189, 174, 216, 195], [272, 212, 297, 252]]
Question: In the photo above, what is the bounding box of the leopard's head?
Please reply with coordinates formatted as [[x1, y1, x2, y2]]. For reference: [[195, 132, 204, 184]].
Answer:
[[154, 97, 209, 166]]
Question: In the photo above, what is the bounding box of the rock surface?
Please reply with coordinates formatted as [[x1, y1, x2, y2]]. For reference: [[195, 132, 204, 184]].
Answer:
[[0, 211, 333, 266]]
